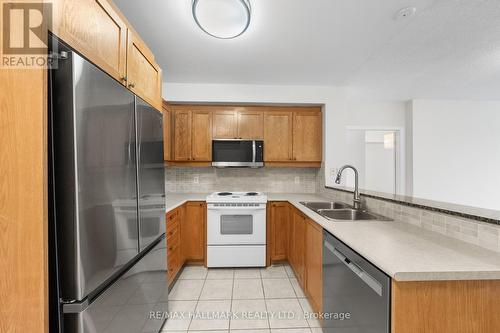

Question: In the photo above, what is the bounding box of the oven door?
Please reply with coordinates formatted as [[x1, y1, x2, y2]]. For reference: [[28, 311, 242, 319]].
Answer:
[[207, 205, 266, 245]]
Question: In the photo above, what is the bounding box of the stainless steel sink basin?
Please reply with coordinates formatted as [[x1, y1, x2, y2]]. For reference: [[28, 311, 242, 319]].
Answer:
[[299, 201, 352, 212], [317, 208, 392, 221]]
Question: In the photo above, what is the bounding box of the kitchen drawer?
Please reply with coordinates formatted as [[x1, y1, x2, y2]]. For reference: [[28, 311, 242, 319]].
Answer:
[[166, 208, 180, 223], [166, 219, 180, 238], [167, 230, 180, 253], [168, 247, 181, 284]]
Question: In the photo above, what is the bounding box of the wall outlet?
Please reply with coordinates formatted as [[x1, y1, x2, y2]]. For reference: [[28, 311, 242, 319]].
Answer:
[[294, 176, 300, 184], [193, 176, 199, 184]]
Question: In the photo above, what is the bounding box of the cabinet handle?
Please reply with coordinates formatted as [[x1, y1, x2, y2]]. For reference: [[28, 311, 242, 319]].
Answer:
[[128, 82, 135, 88], [120, 76, 127, 82]]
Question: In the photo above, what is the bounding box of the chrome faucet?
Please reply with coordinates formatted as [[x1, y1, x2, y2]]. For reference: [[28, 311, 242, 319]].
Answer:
[[335, 165, 362, 210]]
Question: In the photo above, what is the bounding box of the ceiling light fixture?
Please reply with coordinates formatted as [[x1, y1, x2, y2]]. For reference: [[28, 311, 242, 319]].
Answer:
[[192, 0, 251, 39]]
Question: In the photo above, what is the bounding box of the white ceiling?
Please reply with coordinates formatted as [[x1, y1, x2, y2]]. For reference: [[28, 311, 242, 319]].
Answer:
[[114, 0, 500, 100]]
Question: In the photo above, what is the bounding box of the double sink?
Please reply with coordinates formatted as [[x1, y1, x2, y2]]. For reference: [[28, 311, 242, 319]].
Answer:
[[300, 201, 392, 221]]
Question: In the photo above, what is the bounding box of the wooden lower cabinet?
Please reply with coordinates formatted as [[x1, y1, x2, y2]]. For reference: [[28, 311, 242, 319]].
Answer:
[[166, 206, 183, 285], [392, 280, 500, 333], [289, 206, 306, 284], [181, 201, 207, 262], [304, 218, 323, 313], [268, 202, 289, 262], [166, 201, 207, 286]]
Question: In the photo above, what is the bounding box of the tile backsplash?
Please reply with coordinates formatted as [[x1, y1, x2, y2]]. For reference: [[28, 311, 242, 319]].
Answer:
[[315, 164, 500, 253], [165, 167, 318, 193], [165, 164, 500, 253]]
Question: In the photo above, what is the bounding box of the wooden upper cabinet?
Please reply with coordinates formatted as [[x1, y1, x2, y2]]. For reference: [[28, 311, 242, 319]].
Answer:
[[53, 0, 128, 82], [213, 110, 238, 139], [238, 110, 264, 139], [173, 109, 191, 161], [191, 110, 213, 161], [264, 112, 293, 161], [126, 30, 162, 110], [172, 107, 212, 162], [162, 101, 172, 161], [293, 110, 322, 162]]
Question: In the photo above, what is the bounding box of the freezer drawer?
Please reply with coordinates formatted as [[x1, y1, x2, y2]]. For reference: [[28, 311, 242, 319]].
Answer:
[[63, 236, 168, 333], [323, 231, 390, 333]]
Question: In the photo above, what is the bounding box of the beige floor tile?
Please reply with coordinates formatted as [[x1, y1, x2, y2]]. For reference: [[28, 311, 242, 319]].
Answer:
[[309, 328, 323, 333], [169, 280, 204, 301], [189, 300, 231, 330], [284, 265, 296, 279], [234, 268, 262, 279], [200, 279, 234, 300], [178, 266, 208, 280], [262, 279, 296, 299], [298, 299, 321, 328], [289, 278, 305, 298], [260, 266, 288, 279], [161, 301, 197, 331], [231, 330, 270, 333], [230, 299, 269, 330], [207, 268, 235, 279], [233, 279, 264, 299], [265, 299, 308, 329]]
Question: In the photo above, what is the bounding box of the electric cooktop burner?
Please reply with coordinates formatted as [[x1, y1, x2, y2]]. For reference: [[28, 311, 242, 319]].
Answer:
[[246, 192, 259, 196], [218, 192, 233, 196]]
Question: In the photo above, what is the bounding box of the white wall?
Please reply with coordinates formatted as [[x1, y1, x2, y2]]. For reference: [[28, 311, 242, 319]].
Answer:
[[163, 83, 407, 189], [412, 100, 500, 210]]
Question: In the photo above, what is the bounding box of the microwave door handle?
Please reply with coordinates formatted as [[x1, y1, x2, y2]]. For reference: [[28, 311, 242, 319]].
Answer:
[[252, 141, 256, 164]]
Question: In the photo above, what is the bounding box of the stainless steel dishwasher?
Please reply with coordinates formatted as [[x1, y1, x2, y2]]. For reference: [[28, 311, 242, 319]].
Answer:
[[323, 230, 391, 333]]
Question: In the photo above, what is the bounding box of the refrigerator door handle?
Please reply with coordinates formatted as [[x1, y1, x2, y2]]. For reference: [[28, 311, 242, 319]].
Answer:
[[62, 298, 89, 314]]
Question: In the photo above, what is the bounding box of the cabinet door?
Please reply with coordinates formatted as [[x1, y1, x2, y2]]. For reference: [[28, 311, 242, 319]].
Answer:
[[182, 202, 206, 262], [126, 30, 162, 110], [264, 112, 293, 161], [213, 111, 238, 139], [162, 101, 172, 161], [54, 0, 128, 82], [269, 202, 289, 262], [238, 110, 264, 139], [305, 219, 323, 313], [173, 109, 192, 161], [293, 210, 306, 284], [293, 110, 322, 162], [191, 111, 212, 161]]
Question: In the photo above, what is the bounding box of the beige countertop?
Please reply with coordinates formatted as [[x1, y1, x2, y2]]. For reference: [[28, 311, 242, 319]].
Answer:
[[165, 192, 500, 282]]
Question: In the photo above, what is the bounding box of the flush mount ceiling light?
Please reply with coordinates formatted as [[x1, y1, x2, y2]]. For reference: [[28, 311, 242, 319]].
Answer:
[[192, 0, 251, 39]]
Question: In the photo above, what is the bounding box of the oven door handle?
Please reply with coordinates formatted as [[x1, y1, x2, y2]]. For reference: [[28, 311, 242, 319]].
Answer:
[[207, 206, 266, 211]]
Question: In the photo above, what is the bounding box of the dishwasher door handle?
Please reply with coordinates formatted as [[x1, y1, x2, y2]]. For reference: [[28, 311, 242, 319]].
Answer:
[[325, 240, 383, 297]]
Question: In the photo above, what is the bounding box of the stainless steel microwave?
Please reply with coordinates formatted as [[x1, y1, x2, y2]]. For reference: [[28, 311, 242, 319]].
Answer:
[[212, 140, 264, 168]]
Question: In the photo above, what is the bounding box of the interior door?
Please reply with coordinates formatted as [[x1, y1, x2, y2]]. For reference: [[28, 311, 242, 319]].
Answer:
[[135, 97, 166, 251]]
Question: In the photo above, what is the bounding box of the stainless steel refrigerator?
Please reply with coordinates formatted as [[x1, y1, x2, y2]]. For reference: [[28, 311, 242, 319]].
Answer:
[[49, 37, 167, 333]]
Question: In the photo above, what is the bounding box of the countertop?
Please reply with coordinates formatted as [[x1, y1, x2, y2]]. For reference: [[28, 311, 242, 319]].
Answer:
[[165, 192, 500, 282]]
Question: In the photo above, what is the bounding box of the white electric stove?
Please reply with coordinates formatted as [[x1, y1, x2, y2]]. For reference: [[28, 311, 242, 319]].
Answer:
[[206, 192, 267, 267]]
